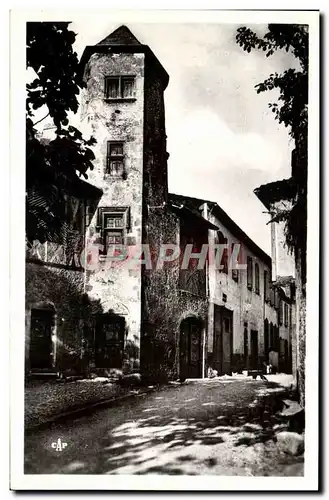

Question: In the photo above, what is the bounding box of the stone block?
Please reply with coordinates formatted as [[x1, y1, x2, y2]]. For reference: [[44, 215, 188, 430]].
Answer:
[[276, 431, 304, 456]]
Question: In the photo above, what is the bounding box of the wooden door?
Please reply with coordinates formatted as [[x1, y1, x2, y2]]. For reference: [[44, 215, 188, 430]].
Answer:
[[180, 318, 202, 379], [30, 309, 54, 370], [95, 315, 125, 368], [250, 330, 258, 370], [221, 312, 233, 374], [213, 306, 222, 374]]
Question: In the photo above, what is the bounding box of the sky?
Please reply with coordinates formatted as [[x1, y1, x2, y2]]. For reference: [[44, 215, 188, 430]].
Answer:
[[40, 20, 298, 255]]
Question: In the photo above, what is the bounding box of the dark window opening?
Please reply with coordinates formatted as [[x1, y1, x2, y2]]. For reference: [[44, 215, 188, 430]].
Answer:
[[247, 256, 253, 290], [107, 141, 125, 176], [216, 231, 228, 274], [284, 303, 289, 327], [264, 270, 269, 302], [255, 263, 260, 294], [97, 207, 130, 254], [104, 76, 136, 100], [231, 242, 239, 282]]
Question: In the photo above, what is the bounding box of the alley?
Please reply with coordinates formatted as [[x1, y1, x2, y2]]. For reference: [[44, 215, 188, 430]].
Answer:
[[24, 378, 303, 476]]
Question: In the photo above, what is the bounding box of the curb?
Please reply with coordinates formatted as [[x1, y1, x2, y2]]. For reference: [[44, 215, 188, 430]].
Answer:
[[25, 383, 166, 434]]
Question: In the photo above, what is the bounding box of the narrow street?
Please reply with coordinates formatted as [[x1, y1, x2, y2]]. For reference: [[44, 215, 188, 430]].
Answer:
[[24, 378, 303, 476]]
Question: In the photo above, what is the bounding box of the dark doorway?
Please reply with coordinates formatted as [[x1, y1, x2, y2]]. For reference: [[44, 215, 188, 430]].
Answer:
[[180, 317, 202, 379], [213, 306, 233, 375], [243, 323, 248, 369], [250, 330, 258, 370], [30, 308, 54, 370], [95, 314, 125, 368], [264, 319, 269, 362]]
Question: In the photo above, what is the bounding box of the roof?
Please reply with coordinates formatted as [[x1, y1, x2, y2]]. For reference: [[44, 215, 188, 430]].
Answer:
[[254, 178, 297, 210], [80, 25, 169, 88], [169, 201, 219, 231], [169, 193, 272, 266], [97, 25, 141, 46]]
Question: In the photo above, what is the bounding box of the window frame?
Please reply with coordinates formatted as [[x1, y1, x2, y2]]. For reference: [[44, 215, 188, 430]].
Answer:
[[255, 262, 260, 294], [97, 207, 130, 254], [104, 75, 136, 101], [247, 256, 253, 291], [106, 141, 125, 177], [284, 303, 289, 327], [231, 242, 239, 282]]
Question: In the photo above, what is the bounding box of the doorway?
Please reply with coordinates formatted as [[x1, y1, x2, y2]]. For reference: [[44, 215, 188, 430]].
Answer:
[[95, 314, 125, 368], [30, 308, 55, 371], [179, 317, 203, 379], [250, 330, 259, 370], [213, 306, 233, 375]]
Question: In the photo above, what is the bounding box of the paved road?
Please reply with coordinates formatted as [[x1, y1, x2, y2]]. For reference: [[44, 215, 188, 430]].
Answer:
[[24, 378, 303, 476]]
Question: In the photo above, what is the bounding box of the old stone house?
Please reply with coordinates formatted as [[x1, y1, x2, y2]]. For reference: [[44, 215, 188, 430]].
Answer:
[[25, 25, 293, 380]]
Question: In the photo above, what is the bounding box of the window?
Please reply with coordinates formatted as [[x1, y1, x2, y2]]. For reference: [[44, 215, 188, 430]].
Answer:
[[104, 76, 136, 100], [231, 242, 239, 282], [279, 300, 284, 326], [255, 263, 260, 294], [284, 303, 289, 327], [107, 141, 125, 176], [247, 256, 253, 290], [264, 270, 269, 302], [270, 286, 274, 306], [216, 231, 228, 274], [97, 207, 130, 254]]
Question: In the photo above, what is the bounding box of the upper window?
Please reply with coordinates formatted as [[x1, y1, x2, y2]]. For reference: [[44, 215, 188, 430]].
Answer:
[[231, 242, 239, 282], [104, 76, 136, 100], [216, 231, 228, 274], [107, 141, 125, 177], [255, 263, 260, 294], [97, 207, 130, 254], [279, 300, 284, 326], [247, 256, 253, 290], [264, 270, 269, 302], [284, 303, 289, 327]]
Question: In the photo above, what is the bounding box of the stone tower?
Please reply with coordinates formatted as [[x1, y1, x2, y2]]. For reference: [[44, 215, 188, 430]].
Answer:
[[80, 26, 169, 371]]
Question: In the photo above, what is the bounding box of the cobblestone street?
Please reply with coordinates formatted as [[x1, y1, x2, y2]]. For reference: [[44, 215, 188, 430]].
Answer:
[[24, 377, 303, 476]]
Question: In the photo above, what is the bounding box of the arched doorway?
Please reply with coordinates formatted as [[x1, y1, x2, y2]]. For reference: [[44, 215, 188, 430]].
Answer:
[[179, 317, 203, 379]]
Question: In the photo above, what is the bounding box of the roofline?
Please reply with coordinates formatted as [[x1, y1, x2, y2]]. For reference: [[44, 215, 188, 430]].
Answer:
[[169, 192, 271, 266], [80, 44, 169, 89]]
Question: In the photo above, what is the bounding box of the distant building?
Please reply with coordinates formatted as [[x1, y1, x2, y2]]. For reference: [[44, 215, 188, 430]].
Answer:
[[254, 181, 296, 376]]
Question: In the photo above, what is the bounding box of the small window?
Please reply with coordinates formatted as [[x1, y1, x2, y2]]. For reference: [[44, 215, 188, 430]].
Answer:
[[231, 243, 239, 282], [284, 303, 289, 327], [216, 231, 228, 274], [247, 256, 253, 290], [104, 76, 136, 100], [264, 270, 269, 302], [107, 141, 125, 176], [255, 263, 260, 294], [97, 207, 130, 254], [279, 300, 284, 326]]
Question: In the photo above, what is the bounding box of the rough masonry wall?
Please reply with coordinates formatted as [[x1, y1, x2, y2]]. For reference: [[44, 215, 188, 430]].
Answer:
[[25, 262, 102, 375], [141, 208, 208, 381], [80, 52, 145, 349]]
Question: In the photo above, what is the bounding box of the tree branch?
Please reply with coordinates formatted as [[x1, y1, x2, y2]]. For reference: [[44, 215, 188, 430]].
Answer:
[[32, 112, 50, 127]]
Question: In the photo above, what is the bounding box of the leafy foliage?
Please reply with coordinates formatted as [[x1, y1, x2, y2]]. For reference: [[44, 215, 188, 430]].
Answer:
[[236, 24, 308, 255], [26, 22, 96, 244]]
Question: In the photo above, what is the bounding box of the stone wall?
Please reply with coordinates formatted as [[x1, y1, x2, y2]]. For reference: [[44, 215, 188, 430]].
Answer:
[[25, 262, 103, 375]]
